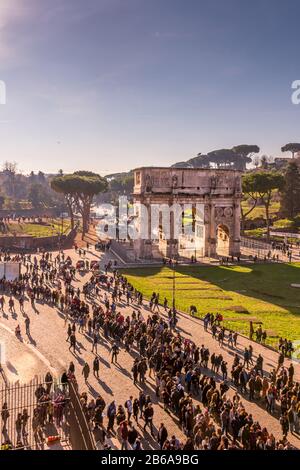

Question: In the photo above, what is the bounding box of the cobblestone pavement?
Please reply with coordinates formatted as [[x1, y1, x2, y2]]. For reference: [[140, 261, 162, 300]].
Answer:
[[0, 247, 300, 449]]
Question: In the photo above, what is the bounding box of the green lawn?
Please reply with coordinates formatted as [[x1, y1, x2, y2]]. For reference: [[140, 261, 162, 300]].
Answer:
[[121, 263, 300, 348], [241, 200, 280, 220], [4, 219, 71, 238]]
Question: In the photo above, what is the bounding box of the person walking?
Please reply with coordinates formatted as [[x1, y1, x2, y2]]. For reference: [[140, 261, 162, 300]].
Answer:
[[15, 413, 22, 442], [68, 361, 75, 375], [221, 361, 228, 381], [277, 351, 285, 372], [139, 391, 146, 418], [125, 396, 133, 423], [248, 375, 255, 401], [107, 401, 116, 434], [133, 398, 139, 423], [243, 348, 250, 369], [256, 354, 264, 376], [158, 423, 168, 450], [143, 403, 154, 436], [82, 362, 90, 383], [280, 412, 289, 438], [132, 359, 139, 385], [111, 343, 120, 364], [21, 409, 29, 438], [19, 297, 25, 314], [1, 403, 9, 431], [45, 372, 53, 394], [25, 316, 30, 336], [0, 296, 5, 313], [120, 420, 129, 450], [288, 363, 294, 385], [66, 324, 72, 342], [8, 297, 15, 314], [69, 333, 76, 353], [92, 332, 98, 354], [93, 356, 100, 379]]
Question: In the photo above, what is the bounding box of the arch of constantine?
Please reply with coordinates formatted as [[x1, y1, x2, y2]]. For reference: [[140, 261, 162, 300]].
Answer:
[[132, 167, 242, 260]]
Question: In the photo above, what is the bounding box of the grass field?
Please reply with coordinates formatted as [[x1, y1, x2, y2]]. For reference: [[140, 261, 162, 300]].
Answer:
[[241, 200, 280, 220], [3, 219, 72, 238], [121, 263, 300, 347]]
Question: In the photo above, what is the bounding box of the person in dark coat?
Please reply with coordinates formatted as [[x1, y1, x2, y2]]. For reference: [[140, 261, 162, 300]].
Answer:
[[157, 423, 168, 449]]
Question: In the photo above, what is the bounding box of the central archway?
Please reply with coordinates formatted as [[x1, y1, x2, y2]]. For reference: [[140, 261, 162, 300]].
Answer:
[[216, 224, 230, 256]]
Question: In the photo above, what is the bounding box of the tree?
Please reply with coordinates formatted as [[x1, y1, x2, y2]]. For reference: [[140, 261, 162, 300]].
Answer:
[[51, 175, 79, 229], [232, 144, 260, 170], [207, 149, 238, 168], [280, 160, 300, 219], [29, 171, 36, 184], [241, 173, 260, 233], [28, 183, 51, 209], [242, 171, 284, 241], [172, 146, 259, 171], [260, 155, 268, 169], [51, 172, 108, 236], [2, 161, 17, 198], [109, 173, 134, 193], [37, 171, 46, 183], [281, 143, 300, 159], [2, 161, 17, 174], [73, 171, 108, 236]]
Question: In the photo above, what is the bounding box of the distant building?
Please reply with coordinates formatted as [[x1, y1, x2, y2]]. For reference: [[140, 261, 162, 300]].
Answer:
[[265, 157, 290, 171]]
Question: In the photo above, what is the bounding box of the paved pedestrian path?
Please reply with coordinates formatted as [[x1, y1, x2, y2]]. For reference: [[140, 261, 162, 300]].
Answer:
[[0, 247, 299, 449]]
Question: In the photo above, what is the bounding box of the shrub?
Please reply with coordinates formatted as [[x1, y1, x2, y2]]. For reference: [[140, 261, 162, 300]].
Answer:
[[273, 218, 295, 229]]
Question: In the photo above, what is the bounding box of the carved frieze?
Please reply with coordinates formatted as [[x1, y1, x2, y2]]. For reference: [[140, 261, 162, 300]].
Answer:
[[215, 206, 234, 219]]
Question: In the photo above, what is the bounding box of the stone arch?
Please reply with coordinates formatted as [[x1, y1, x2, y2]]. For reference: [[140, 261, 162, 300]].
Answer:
[[216, 224, 230, 256], [132, 167, 241, 260]]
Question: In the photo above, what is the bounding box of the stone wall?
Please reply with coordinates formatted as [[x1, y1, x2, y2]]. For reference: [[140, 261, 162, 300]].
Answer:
[[0, 208, 60, 218], [0, 227, 77, 251]]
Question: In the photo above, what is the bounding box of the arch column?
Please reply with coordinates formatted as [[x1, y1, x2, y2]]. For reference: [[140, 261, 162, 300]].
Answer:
[[208, 203, 216, 257], [229, 202, 241, 256], [168, 207, 179, 259], [133, 200, 153, 259], [158, 203, 179, 259]]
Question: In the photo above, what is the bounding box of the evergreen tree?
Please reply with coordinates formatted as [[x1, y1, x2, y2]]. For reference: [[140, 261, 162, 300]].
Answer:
[[280, 160, 300, 219]]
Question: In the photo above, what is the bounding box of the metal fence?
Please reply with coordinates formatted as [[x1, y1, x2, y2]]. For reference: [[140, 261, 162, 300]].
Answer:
[[0, 377, 95, 451], [241, 236, 272, 252], [0, 377, 70, 450], [68, 380, 96, 451], [240, 236, 273, 259]]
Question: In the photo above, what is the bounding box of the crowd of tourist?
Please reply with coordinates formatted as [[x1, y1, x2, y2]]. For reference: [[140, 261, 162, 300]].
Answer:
[[73, 277, 299, 450], [0, 245, 299, 451], [1, 374, 70, 450]]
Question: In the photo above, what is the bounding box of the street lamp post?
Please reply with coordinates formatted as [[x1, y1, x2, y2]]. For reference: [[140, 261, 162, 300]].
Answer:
[[172, 259, 176, 313]]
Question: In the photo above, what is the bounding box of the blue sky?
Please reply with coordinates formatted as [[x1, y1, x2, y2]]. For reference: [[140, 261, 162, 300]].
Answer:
[[1, 0, 300, 175]]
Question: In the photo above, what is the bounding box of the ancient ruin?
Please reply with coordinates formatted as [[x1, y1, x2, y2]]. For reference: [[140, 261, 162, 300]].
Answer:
[[133, 167, 242, 260]]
